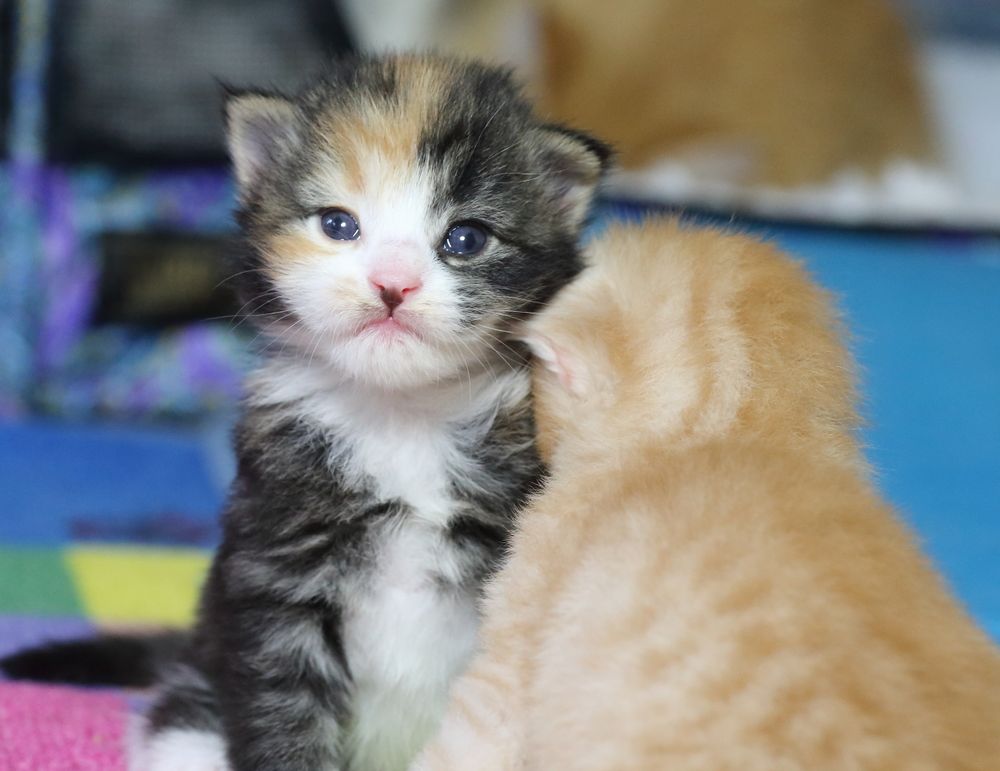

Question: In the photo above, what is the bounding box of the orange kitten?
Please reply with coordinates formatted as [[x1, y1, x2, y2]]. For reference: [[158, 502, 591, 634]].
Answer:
[[413, 220, 1000, 770]]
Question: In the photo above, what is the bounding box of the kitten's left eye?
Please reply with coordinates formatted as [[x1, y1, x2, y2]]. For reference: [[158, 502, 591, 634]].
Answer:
[[441, 222, 489, 257], [319, 208, 361, 240]]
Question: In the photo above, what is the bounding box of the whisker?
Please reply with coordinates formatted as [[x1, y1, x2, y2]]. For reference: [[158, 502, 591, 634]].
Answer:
[[212, 267, 264, 292]]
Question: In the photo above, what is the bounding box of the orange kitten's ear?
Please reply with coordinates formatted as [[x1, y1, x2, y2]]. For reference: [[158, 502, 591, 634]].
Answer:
[[523, 334, 586, 396], [530, 125, 612, 230], [224, 90, 301, 192]]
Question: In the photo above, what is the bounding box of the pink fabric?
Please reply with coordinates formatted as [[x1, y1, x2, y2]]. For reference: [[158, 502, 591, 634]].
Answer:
[[0, 682, 127, 770]]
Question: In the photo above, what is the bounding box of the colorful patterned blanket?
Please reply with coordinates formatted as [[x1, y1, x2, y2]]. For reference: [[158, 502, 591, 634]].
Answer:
[[0, 419, 221, 769], [0, 545, 209, 769], [0, 545, 208, 771]]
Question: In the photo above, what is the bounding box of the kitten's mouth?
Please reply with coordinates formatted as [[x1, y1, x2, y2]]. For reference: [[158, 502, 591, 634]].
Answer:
[[360, 313, 420, 339]]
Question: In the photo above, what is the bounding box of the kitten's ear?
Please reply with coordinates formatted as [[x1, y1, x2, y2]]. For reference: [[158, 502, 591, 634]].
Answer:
[[530, 125, 612, 230], [224, 90, 301, 192], [522, 334, 587, 397]]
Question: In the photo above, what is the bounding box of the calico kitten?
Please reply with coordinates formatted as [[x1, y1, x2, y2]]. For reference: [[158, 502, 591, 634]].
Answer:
[[4, 56, 608, 771], [414, 220, 1000, 770], [148, 55, 608, 771]]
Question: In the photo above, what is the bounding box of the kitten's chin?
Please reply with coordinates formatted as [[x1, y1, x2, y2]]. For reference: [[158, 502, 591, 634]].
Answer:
[[326, 333, 470, 391]]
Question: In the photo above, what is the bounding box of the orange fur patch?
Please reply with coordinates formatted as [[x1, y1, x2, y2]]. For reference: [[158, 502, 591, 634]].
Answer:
[[312, 58, 452, 197]]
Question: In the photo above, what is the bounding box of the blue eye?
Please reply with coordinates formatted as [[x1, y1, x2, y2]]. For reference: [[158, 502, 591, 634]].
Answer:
[[442, 222, 489, 257], [320, 208, 360, 240]]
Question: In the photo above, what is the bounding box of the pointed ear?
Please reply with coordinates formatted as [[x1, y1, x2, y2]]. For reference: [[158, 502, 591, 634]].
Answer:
[[224, 90, 301, 192], [530, 124, 612, 230], [522, 333, 587, 397]]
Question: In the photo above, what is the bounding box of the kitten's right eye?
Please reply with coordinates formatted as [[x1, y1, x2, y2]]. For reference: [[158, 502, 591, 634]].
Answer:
[[319, 209, 361, 240]]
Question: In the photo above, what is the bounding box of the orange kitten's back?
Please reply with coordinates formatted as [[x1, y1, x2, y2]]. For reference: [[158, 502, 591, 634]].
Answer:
[[524, 443, 1000, 769], [416, 221, 1000, 771]]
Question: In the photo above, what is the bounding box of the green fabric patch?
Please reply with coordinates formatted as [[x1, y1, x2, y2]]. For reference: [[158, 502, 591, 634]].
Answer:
[[0, 548, 82, 615]]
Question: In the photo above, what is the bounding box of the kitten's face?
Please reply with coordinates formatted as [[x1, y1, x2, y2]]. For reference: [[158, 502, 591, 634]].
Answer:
[[226, 56, 608, 389]]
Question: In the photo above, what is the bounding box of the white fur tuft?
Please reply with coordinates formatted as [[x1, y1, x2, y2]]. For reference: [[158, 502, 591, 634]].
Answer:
[[135, 728, 230, 771]]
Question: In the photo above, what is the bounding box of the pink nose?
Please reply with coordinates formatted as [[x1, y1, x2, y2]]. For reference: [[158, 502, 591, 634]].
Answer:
[[369, 273, 422, 313]]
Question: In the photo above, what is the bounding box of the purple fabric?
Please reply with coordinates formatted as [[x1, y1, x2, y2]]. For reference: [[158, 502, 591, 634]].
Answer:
[[0, 616, 96, 669], [38, 169, 94, 373]]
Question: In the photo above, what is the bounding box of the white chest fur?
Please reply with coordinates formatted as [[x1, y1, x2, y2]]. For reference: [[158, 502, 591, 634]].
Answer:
[[343, 520, 480, 770], [251, 360, 529, 517], [250, 361, 530, 770], [336, 400, 482, 769]]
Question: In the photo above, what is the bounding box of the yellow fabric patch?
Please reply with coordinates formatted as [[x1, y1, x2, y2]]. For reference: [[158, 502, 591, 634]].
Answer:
[[65, 546, 210, 625]]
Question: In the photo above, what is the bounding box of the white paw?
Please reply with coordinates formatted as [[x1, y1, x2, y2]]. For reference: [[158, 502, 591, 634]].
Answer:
[[134, 728, 231, 771], [408, 753, 431, 771]]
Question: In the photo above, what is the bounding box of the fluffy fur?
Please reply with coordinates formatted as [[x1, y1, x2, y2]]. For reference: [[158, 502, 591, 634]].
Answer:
[[0, 631, 185, 687], [137, 729, 229, 771], [414, 220, 1000, 770], [3, 55, 608, 771]]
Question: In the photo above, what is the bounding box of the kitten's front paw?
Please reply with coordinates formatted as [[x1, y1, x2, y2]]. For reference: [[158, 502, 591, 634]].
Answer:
[[135, 728, 231, 771], [407, 748, 434, 771]]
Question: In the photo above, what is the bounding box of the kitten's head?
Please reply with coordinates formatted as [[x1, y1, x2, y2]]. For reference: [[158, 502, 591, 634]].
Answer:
[[522, 220, 862, 468], [225, 55, 609, 390]]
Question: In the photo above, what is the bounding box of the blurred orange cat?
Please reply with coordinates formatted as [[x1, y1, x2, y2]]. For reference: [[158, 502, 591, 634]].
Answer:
[[538, 0, 933, 185], [413, 220, 1000, 770]]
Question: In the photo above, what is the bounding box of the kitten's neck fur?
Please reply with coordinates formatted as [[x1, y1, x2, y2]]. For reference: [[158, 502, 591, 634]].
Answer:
[[248, 352, 529, 431]]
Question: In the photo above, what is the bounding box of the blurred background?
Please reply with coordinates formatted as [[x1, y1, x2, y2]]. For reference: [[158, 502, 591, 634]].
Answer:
[[0, 0, 997, 652]]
